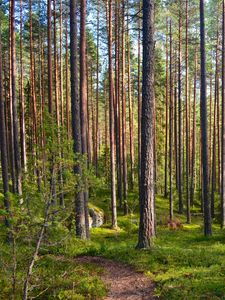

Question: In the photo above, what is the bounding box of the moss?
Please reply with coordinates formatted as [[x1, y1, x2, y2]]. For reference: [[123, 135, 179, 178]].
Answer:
[[58, 193, 225, 300], [1, 191, 225, 299]]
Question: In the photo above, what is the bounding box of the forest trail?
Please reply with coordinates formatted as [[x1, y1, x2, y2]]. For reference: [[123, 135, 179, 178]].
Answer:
[[76, 256, 156, 300]]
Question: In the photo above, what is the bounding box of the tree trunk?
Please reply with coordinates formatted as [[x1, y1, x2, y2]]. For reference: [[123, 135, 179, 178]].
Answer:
[[190, 51, 197, 207], [138, 2, 142, 189], [121, 0, 128, 213], [185, 0, 190, 223], [65, 16, 70, 138], [70, 0, 86, 239], [80, 0, 90, 238], [199, 0, 212, 236], [95, 0, 99, 175], [178, 6, 183, 213], [169, 20, 173, 221], [137, 0, 155, 249], [9, 0, 16, 193], [164, 19, 169, 199], [19, 0, 27, 173], [0, 24, 10, 230], [127, 2, 134, 191], [47, 0, 53, 115], [11, 0, 22, 195], [221, 0, 225, 228], [211, 61, 217, 219], [107, 0, 117, 228]]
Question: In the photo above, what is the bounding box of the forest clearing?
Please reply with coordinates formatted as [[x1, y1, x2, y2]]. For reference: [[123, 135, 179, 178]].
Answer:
[[1, 0, 225, 299]]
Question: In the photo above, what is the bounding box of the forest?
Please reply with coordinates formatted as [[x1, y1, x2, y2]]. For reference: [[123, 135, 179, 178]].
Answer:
[[0, 0, 225, 299]]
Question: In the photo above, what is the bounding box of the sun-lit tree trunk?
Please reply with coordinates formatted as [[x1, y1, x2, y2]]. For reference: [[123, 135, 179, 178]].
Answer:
[[48, 0, 53, 115], [169, 20, 173, 221], [80, 0, 90, 238], [70, 0, 87, 239], [0, 25, 10, 230], [185, 0, 191, 223], [164, 19, 169, 199], [190, 51, 197, 207], [11, 0, 22, 195], [138, 2, 142, 188], [174, 58, 178, 191], [19, 0, 27, 173], [53, 0, 59, 128], [107, 0, 117, 228], [114, 0, 123, 208], [59, 0, 64, 206], [65, 16, 70, 138], [95, 0, 100, 176], [178, 6, 183, 213], [121, 0, 128, 213], [211, 60, 217, 219], [8, 0, 16, 194], [47, 0, 57, 203], [60, 0, 64, 128], [209, 64, 213, 185], [127, 2, 134, 191], [86, 62, 92, 164], [104, 79, 109, 175], [221, 0, 225, 228], [30, 0, 41, 191]]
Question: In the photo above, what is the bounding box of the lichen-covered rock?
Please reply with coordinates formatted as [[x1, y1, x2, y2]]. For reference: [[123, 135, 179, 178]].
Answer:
[[89, 206, 104, 228]]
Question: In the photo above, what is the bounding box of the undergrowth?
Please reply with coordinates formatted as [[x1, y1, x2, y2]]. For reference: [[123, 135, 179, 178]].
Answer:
[[1, 188, 225, 299]]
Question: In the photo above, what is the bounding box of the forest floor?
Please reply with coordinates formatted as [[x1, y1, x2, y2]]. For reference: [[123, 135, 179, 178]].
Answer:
[[1, 188, 225, 299], [76, 256, 156, 299]]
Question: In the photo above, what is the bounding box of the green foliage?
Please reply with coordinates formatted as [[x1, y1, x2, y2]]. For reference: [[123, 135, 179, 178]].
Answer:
[[47, 192, 225, 300], [1, 180, 225, 300], [0, 254, 107, 299]]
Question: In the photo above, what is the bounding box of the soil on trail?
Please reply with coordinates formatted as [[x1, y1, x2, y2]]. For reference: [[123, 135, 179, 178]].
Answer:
[[76, 256, 156, 300]]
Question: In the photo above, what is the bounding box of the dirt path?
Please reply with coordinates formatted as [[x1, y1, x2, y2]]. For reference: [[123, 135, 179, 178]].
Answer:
[[76, 256, 156, 300]]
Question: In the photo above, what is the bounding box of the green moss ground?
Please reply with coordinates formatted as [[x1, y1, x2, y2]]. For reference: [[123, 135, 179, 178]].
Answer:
[[1, 189, 225, 299], [58, 192, 225, 300]]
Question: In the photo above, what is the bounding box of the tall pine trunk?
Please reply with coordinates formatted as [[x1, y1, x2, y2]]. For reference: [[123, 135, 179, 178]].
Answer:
[[11, 0, 22, 195], [221, 0, 225, 228], [169, 20, 173, 221], [185, 0, 190, 223], [178, 6, 183, 213], [107, 0, 117, 228], [199, 0, 212, 236], [0, 24, 10, 230], [70, 0, 87, 239], [137, 0, 155, 249], [80, 0, 90, 238]]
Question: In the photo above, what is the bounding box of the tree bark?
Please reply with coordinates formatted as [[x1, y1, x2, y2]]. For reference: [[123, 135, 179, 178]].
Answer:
[[190, 51, 197, 207], [199, 0, 212, 236], [70, 0, 86, 239], [127, 4, 134, 191], [137, 0, 155, 249], [221, 0, 225, 228], [164, 19, 169, 199], [121, 0, 128, 213], [11, 0, 22, 195], [185, 0, 190, 223], [0, 23, 10, 230], [80, 0, 90, 239], [47, 0, 53, 115], [107, 0, 117, 228], [138, 2, 142, 191], [19, 0, 27, 173], [178, 6, 183, 213], [169, 20, 173, 221]]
